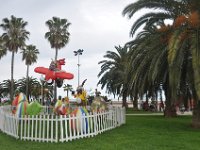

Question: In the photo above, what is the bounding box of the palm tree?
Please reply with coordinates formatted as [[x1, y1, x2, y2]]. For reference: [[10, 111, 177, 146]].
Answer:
[[0, 83, 3, 97], [127, 24, 175, 116], [0, 48, 6, 59], [21, 44, 39, 100], [18, 77, 40, 101], [63, 84, 73, 97], [28, 80, 53, 102], [0, 15, 29, 101], [126, 20, 194, 116], [167, 12, 200, 126], [43, 84, 53, 100], [0, 79, 18, 98], [0, 37, 7, 59], [122, 0, 190, 37], [28, 80, 41, 100], [45, 16, 71, 101], [45, 17, 71, 61], [98, 46, 131, 107], [123, 0, 200, 120]]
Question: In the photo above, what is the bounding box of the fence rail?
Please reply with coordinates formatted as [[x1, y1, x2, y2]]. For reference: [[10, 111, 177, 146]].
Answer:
[[0, 105, 125, 142]]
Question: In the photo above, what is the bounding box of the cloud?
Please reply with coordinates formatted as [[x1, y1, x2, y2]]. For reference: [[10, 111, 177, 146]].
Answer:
[[0, 0, 134, 98]]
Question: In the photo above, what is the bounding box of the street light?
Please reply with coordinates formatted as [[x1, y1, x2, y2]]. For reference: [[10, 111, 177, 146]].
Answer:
[[74, 49, 84, 86]]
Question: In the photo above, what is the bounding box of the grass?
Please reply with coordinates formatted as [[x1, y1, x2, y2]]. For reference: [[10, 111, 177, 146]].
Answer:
[[126, 107, 162, 114], [0, 115, 200, 150], [0, 102, 10, 106]]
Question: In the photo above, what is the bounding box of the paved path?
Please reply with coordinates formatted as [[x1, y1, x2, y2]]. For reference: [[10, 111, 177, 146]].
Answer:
[[126, 113, 163, 116], [126, 111, 192, 116]]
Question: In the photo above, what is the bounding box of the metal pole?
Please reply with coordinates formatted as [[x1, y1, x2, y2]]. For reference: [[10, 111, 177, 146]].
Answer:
[[78, 54, 80, 86], [74, 49, 84, 87]]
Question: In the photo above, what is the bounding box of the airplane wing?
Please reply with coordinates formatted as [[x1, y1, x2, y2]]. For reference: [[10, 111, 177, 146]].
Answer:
[[34, 67, 49, 75], [56, 71, 74, 79]]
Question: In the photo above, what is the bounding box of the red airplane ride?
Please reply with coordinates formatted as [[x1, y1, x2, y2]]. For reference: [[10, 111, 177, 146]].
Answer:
[[34, 58, 74, 87]]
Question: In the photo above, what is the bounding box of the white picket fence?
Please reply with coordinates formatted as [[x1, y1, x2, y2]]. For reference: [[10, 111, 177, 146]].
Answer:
[[0, 105, 125, 142]]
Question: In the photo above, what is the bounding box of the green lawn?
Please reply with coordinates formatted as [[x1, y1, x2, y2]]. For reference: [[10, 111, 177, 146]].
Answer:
[[0, 115, 200, 150], [126, 108, 162, 114]]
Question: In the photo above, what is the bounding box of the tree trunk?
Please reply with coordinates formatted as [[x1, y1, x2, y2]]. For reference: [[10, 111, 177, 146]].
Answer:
[[54, 48, 58, 102], [191, 29, 200, 127], [41, 81, 44, 105], [54, 82, 57, 101], [192, 90, 200, 128], [133, 95, 138, 110], [122, 98, 127, 108], [164, 104, 177, 117], [122, 90, 128, 108], [26, 64, 29, 101], [163, 83, 177, 117], [10, 51, 15, 101], [192, 100, 200, 128]]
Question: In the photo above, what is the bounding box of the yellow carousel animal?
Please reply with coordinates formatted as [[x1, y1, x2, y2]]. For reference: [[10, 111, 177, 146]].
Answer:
[[72, 79, 87, 106]]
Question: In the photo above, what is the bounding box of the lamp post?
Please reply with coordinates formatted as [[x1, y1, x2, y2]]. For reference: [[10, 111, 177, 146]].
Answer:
[[74, 49, 84, 86]]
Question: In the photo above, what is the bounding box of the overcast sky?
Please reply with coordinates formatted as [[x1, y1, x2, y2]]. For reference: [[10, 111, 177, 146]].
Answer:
[[0, 0, 136, 98]]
